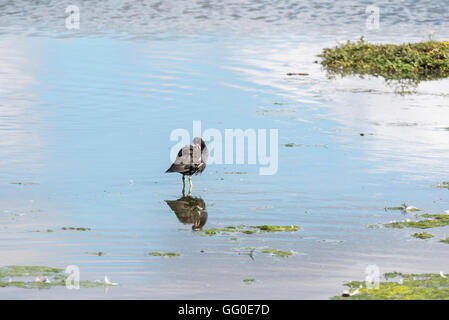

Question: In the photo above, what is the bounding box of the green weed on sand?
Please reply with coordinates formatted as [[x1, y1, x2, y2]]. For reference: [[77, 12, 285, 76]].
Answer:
[[320, 38, 449, 84], [332, 272, 449, 300]]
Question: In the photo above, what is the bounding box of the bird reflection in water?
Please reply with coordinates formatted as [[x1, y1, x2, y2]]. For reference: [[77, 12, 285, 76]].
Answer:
[[165, 196, 208, 230]]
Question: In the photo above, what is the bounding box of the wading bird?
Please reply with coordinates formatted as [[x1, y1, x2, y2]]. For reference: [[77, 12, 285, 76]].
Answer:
[[165, 137, 208, 195]]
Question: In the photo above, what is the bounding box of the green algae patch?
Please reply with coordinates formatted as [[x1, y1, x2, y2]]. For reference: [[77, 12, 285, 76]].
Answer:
[[383, 214, 449, 229], [436, 182, 449, 189], [35, 227, 91, 233], [243, 278, 255, 284], [385, 204, 420, 212], [199, 227, 257, 236], [385, 206, 406, 211], [200, 227, 240, 236], [332, 272, 449, 300], [284, 143, 303, 147], [0, 279, 102, 290], [240, 230, 257, 235], [384, 272, 403, 279], [0, 265, 103, 290], [202, 229, 217, 236], [440, 238, 449, 244], [320, 38, 449, 84], [383, 221, 407, 229], [412, 232, 434, 239], [0, 266, 62, 278], [260, 249, 292, 258], [252, 225, 299, 232], [199, 225, 299, 236], [148, 252, 180, 257], [10, 182, 39, 186], [61, 227, 91, 231], [86, 251, 106, 256]]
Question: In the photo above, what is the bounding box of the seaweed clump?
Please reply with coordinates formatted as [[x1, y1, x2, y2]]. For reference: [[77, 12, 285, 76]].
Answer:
[[320, 37, 449, 87], [199, 225, 299, 236], [412, 232, 434, 239], [284, 143, 304, 147], [332, 272, 449, 300], [383, 214, 449, 229], [0, 266, 103, 289], [148, 252, 180, 257], [260, 249, 292, 258], [252, 225, 299, 232], [385, 204, 420, 212], [436, 182, 449, 189], [61, 227, 91, 231]]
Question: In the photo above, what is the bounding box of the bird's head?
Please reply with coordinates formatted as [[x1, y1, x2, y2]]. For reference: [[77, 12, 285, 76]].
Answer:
[[192, 220, 201, 230], [193, 137, 205, 150]]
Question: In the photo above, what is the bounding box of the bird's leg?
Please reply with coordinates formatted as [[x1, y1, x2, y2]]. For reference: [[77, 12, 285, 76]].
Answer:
[[182, 175, 185, 196], [188, 175, 193, 196]]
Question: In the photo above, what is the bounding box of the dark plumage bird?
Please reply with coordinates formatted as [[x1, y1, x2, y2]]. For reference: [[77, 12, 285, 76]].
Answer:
[[165, 137, 208, 195]]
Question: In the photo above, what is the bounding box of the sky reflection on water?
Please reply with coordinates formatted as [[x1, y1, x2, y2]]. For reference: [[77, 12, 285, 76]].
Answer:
[[1, 1, 449, 299]]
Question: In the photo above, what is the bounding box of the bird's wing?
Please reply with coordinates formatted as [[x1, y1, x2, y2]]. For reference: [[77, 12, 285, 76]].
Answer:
[[166, 145, 204, 174], [174, 145, 194, 165], [175, 145, 202, 165]]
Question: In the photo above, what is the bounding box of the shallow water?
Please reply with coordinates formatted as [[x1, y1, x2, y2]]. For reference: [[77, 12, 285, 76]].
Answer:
[[1, 1, 449, 299]]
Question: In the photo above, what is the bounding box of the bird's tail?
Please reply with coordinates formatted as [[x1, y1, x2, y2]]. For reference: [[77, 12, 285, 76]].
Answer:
[[165, 164, 182, 173]]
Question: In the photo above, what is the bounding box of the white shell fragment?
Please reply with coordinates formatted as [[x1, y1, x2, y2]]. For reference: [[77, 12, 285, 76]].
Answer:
[[35, 276, 51, 283]]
